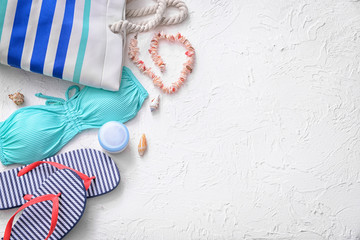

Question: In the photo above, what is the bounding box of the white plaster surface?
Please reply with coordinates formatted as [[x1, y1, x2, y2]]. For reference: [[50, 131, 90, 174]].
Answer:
[[1, 0, 360, 239]]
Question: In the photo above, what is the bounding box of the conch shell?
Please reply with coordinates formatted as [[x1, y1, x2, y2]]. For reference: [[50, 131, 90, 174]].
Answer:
[[138, 134, 147, 156], [8, 92, 24, 105], [150, 95, 160, 112]]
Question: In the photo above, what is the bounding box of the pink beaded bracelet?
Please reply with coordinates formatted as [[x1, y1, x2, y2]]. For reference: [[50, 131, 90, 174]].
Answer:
[[128, 32, 195, 94]]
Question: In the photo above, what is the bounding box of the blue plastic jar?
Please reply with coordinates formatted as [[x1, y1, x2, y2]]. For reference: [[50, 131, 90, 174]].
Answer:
[[98, 121, 129, 153]]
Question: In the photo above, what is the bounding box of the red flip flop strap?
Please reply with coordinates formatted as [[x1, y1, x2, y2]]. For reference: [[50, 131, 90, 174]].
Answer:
[[18, 161, 95, 190], [3, 193, 61, 240]]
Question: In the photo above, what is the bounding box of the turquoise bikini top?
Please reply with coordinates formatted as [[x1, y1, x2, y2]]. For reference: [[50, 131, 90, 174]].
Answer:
[[0, 67, 148, 165]]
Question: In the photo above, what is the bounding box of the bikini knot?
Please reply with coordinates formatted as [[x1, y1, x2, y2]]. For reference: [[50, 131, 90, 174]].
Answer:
[[35, 85, 81, 106]]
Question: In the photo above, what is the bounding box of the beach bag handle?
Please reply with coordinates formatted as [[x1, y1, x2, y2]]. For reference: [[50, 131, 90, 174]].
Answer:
[[111, 0, 188, 34]]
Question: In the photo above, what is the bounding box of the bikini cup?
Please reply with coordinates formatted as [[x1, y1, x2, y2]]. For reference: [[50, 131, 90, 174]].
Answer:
[[0, 67, 148, 165]]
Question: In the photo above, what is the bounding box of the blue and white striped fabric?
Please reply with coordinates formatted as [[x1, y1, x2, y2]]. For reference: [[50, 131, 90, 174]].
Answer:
[[9, 169, 87, 240], [0, 148, 120, 210], [0, 0, 125, 91]]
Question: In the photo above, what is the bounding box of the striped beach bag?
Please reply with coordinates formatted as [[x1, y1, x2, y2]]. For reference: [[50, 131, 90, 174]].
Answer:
[[0, 0, 127, 91], [0, 0, 189, 91]]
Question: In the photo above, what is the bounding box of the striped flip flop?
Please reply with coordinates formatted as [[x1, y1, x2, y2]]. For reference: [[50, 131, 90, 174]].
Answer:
[[0, 149, 120, 210], [2, 169, 87, 240]]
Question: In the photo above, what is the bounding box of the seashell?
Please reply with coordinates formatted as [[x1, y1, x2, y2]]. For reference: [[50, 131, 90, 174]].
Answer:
[[138, 134, 147, 156], [8, 92, 24, 105], [150, 95, 160, 112]]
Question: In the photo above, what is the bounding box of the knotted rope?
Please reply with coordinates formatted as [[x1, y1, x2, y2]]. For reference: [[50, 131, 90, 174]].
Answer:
[[110, 0, 189, 34]]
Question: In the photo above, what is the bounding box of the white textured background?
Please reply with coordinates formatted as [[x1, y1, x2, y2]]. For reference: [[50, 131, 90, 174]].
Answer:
[[1, 0, 360, 239]]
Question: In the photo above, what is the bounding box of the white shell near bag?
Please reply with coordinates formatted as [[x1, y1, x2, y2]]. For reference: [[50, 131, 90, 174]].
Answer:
[[0, 0, 188, 91]]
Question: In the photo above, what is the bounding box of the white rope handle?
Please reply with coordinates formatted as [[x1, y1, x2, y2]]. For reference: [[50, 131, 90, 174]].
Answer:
[[110, 0, 188, 34]]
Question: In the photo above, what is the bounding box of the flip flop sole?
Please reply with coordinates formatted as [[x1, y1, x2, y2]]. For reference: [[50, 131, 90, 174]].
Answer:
[[9, 169, 87, 240], [0, 149, 120, 210]]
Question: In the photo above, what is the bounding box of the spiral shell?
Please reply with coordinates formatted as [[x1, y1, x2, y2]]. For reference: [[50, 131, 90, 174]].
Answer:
[[138, 134, 147, 156], [8, 92, 24, 105], [150, 95, 160, 112]]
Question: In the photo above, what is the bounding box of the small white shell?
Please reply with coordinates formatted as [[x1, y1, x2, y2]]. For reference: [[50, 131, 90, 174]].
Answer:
[[150, 95, 160, 112]]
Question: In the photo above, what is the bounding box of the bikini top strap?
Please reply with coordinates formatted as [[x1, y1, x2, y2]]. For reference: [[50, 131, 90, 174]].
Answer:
[[35, 85, 81, 106], [65, 85, 81, 100]]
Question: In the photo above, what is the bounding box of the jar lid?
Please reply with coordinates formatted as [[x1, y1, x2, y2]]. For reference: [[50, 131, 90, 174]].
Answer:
[[98, 121, 129, 153]]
